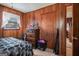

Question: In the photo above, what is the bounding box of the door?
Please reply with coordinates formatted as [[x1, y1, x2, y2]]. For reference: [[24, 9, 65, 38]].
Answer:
[[73, 3, 79, 56]]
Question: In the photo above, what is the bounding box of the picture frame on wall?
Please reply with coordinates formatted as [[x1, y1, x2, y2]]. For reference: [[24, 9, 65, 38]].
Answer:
[[1, 11, 21, 29]]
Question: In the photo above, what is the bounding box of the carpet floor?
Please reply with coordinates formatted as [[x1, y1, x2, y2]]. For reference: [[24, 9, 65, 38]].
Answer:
[[33, 48, 57, 56]]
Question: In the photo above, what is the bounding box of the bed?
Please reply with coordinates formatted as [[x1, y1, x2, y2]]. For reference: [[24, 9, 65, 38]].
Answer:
[[0, 37, 33, 56]]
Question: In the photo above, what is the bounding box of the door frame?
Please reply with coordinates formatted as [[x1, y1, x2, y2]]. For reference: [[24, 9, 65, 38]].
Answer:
[[57, 4, 66, 56]]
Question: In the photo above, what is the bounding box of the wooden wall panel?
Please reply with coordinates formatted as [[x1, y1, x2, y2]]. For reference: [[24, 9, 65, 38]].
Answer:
[[41, 12, 57, 48], [23, 4, 66, 55], [0, 5, 24, 38], [36, 4, 58, 49], [23, 4, 58, 49], [0, 6, 3, 37], [22, 12, 34, 33]]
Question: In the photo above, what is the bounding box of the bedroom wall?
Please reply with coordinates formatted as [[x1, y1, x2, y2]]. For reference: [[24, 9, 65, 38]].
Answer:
[[23, 4, 59, 49], [0, 5, 24, 38]]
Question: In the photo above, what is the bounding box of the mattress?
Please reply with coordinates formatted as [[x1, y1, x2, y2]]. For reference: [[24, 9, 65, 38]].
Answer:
[[0, 37, 33, 56]]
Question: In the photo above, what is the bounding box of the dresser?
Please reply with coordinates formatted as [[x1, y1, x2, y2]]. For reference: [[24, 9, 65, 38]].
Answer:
[[26, 29, 40, 47]]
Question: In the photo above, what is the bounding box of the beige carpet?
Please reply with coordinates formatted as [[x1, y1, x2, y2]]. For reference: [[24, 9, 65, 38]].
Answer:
[[66, 38, 72, 56], [33, 48, 57, 56]]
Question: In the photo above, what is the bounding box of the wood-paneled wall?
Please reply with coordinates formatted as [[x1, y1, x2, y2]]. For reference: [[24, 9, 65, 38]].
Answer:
[[23, 4, 59, 49], [0, 5, 24, 38], [23, 4, 67, 56], [0, 6, 3, 37]]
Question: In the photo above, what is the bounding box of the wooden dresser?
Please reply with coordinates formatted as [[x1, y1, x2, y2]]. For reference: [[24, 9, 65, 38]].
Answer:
[[26, 29, 40, 47]]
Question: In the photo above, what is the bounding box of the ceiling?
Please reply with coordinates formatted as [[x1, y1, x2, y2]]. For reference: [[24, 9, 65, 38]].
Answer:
[[0, 3, 54, 13]]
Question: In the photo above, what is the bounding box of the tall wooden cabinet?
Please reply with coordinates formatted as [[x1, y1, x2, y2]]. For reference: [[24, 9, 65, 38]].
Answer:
[[26, 29, 40, 47]]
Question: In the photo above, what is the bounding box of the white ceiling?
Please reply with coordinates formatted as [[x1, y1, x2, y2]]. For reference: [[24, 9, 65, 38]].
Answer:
[[0, 3, 54, 13]]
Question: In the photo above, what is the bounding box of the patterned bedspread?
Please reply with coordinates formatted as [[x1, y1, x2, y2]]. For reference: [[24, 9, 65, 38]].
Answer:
[[0, 37, 33, 56]]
